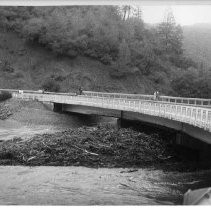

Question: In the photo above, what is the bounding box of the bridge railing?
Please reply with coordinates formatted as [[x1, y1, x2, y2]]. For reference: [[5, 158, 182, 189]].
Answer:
[[12, 92, 211, 132], [2, 88, 211, 107], [0, 89, 77, 96], [83, 91, 211, 107]]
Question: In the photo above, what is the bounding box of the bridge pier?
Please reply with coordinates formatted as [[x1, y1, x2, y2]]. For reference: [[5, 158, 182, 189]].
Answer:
[[116, 111, 123, 129], [53, 103, 63, 112], [116, 118, 122, 129], [175, 132, 183, 145]]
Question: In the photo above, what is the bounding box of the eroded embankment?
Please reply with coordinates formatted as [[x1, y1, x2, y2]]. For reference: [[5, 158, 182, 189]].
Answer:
[[0, 103, 12, 120], [0, 98, 29, 120]]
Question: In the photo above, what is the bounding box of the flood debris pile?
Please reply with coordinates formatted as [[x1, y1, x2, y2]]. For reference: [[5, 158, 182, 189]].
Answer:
[[0, 125, 171, 167]]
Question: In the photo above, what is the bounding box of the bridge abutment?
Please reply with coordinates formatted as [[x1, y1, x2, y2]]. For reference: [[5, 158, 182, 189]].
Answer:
[[116, 118, 122, 129]]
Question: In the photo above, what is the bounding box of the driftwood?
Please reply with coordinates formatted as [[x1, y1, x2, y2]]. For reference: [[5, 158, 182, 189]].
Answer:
[[0, 125, 171, 167], [72, 145, 99, 156]]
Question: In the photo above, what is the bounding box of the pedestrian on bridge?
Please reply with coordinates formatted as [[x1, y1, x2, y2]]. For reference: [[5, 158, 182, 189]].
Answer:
[[153, 91, 160, 101], [78, 87, 83, 95], [157, 91, 160, 100]]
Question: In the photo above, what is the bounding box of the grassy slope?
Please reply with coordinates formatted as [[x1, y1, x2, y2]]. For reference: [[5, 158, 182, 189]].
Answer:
[[0, 29, 160, 94]]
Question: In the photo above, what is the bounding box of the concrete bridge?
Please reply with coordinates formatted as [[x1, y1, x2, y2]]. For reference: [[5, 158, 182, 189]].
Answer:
[[1, 89, 211, 156]]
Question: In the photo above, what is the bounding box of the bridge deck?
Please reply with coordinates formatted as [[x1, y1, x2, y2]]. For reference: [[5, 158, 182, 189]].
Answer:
[[7, 90, 211, 133], [1, 89, 211, 139], [1, 88, 211, 107]]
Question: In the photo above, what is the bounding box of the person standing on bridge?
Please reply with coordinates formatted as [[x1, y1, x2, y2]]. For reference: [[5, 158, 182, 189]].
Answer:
[[78, 87, 83, 95], [153, 91, 160, 100], [156, 91, 160, 100], [153, 91, 157, 100]]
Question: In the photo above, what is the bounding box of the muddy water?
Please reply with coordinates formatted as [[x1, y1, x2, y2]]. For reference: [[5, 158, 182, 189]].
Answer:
[[0, 117, 115, 141], [0, 102, 116, 141], [0, 166, 211, 205]]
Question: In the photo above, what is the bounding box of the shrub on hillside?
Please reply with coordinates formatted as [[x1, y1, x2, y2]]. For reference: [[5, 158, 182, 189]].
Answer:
[[42, 78, 60, 92], [66, 49, 78, 58], [169, 56, 198, 69], [100, 54, 113, 65], [148, 71, 168, 85], [0, 60, 14, 73], [50, 74, 65, 82], [171, 69, 211, 98], [109, 69, 127, 78], [0, 91, 12, 101], [13, 71, 24, 78]]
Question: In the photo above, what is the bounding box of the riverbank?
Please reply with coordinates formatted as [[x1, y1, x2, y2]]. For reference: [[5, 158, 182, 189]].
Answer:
[[0, 166, 192, 205], [0, 98, 28, 120], [0, 102, 12, 120]]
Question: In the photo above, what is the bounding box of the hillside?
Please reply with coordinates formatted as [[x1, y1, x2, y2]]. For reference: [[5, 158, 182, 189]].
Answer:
[[0, 6, 210, 98], [0, 28, 170, 94], [183, 23, 211, 68]]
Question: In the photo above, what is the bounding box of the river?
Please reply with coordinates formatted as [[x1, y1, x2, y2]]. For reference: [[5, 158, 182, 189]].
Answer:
[[0, 100, 211, 205], [0, 100, 116, 141]]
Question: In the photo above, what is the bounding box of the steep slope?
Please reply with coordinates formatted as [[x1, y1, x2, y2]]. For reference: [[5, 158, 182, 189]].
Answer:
[[0, 29, 170, 94]]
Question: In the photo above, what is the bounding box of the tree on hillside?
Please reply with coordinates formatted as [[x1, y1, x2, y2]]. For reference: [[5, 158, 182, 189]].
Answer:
[[119, 6, 132, 21], [111, 39, 132, 74], [157, 8, 183, 56], [118, 6, 142, 21], [113, 39, 131, 72], [171, 68, 211, 98], [133, 6, 142, 19]]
